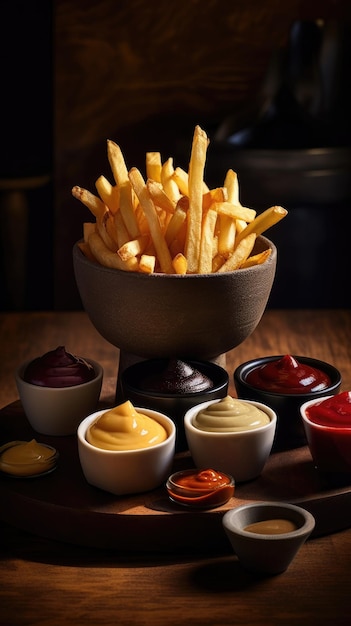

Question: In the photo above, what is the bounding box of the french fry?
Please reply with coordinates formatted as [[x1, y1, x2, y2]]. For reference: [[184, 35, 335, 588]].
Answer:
[[146, 152, 162, 182], [217, 214, 236, 258], [199, 208, 217, 274], [213, 201, 256, 223], [185, 125, 209, 273], [77, 240, 96, 262], [118, 235, 149, 261], [234, 206, 288, 247], [88, 231, 135, 271], [224, 169, 239, 204], [165, 206, 187, 246], [139, 254, 156, 274], [128, 167, 173, 274], [171, 167, 189, 196], [217, 233, 257, 273], [202, 187, 227, 211], [146, 179, 176, 214], [107, 139, 140, 239], [83, 221, 96, 242], [95, 175, 120, 214], [172, 252, 187, 275], [161, 157, 181, 203], [72, 186, 106, 221], [240, 248, 272, 269]]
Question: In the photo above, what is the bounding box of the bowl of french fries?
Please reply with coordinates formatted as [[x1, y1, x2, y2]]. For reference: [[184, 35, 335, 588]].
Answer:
[[73, 126, 286, 361]]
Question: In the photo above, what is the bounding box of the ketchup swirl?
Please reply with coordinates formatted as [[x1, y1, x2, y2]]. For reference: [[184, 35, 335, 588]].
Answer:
[[140, 359, 213, 394], [24, 346, 95, 388], [306, 391, 351, 428], [246, 355, 331, 394]]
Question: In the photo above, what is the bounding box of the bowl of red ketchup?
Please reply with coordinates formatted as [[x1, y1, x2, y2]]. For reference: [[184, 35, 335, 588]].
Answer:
[[234, 355, 341, 451], [300, 391, 351, 478]]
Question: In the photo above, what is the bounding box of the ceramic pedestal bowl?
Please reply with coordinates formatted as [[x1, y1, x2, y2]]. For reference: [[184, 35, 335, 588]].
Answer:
[[73, 235, 277, 369]]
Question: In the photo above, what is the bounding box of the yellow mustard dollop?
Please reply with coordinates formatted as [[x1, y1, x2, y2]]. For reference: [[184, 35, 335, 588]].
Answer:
[[193, 395, 270, 432], [0, 439, 57, 476], [86, 400, 167, 450]]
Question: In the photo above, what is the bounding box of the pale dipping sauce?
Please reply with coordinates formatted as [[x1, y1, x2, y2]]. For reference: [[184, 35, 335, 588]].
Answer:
[[86, 400, 167, 450], [193, 395, 270, 432], [0, 439, 58, 477], [244, 519, 299, 534]]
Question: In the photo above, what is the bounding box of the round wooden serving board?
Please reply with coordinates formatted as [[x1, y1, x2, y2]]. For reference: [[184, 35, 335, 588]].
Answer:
[[1, 401, 351, 553]]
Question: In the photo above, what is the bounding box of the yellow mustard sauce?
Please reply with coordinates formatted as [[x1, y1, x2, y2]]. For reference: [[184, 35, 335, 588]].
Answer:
[[0, 439, 58, 477], [193, 395, 270, 432], [244, 519, 299, 534], [86, 400, 167, 450]]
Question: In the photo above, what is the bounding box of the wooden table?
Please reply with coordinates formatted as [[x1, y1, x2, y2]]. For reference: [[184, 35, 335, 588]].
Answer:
[[1, 309, 351, 626]]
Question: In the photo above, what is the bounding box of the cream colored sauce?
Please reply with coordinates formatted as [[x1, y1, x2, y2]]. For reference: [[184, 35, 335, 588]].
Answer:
[[193, 395, 270, 432], [86, 400, 167, 450], [244, 519, 298, 534]]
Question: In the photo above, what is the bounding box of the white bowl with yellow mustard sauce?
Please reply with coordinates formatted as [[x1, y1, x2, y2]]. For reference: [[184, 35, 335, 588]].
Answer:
[[184, 396, 277, 482], [77, 401, 176, 495]]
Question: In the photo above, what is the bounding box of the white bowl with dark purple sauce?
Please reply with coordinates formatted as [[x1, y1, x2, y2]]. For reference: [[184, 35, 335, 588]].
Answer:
[[16, 346, 103, 436]]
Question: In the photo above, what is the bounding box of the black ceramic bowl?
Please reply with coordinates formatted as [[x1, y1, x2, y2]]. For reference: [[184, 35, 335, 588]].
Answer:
[[234, 355, 342, 451], [120, 359, 229, 451]]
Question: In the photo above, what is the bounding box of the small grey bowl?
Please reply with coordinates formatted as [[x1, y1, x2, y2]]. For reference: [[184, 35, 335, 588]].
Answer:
[[222, 502, 315, 575]]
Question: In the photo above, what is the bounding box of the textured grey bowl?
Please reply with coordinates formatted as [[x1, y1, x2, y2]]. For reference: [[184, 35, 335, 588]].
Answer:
[[223, 502, 315, 575], [73, 235, 276, 360]]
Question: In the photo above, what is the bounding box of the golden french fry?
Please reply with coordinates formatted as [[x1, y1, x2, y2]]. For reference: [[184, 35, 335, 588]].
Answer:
[[217, 214, 236, 258], [161, 157, 181, 203], [78, 240, 96, 262], [72, 186, 106, 221], [240, 248, 272, 269], [128, 167, 173, 274], [88, 231, 135, 271], [118, 235, 149, 261], [199, 208, 218, 274], [235, 206, 288, 247], [146, 152, 162, 182], [213, 201, 256, 223], [146, 179, 176, 214], [236, 218, 247, 233], [165, 206, 187, 246], [107, 139, 140, 239], [95, 175, 120, 214], [216, 233, 257, 273], [202, 187, 227, 211], [212, 252, 226, 272], [172, 252, 187, 275], [171, 167, 189, 196], [224, 169, 239, 204], [139, 254, 156, 274], [185, 125, 209, 273], [83, 221, 96, 242]]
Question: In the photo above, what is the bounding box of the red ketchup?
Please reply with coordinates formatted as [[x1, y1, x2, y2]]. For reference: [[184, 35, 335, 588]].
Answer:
[[166, 468, 234, 508], [304, 391, 351, 474], [246, 355, 331, 394], [306, 391, 351, 428], [24, 346, 95, 388]]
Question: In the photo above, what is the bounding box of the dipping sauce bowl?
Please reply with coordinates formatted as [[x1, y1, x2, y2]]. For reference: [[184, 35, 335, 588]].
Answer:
[[300, 391, 351, 476], [184, 396, 277, 482], [77, 403, 176, 495], [234, 355, 341, 450], [166, 468, 235, 509], [223, 502, 315, 575]]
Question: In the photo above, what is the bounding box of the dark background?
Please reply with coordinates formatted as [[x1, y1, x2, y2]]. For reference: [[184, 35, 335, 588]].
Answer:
[[1, 0, 350, 311]]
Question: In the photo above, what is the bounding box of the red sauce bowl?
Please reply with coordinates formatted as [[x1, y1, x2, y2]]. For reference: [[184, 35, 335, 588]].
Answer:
[[166, 468, 235, 509], [300, 394, 351, 477]]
